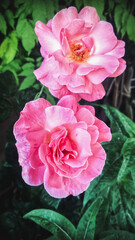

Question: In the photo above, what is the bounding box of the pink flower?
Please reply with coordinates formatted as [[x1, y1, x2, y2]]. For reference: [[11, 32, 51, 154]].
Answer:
[[13, 95, 111, 198], [34, 6, 126, 101]]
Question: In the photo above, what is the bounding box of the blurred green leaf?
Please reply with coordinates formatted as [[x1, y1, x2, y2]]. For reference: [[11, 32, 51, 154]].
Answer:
[[22, 21, 36, 54], [101, 105, 135, 137], [5, 9, 15, 28], [95, 199, 109, 237], [40, 187, 61, 209], [117, 138, 135, 182], [0, 12, 7, 35], [114, 4, 123, 33], [83, 133, 127, 207], [45, 0, 55, 20], [44, 87, 56, 105], [100, 230, 135, 240], [75, 0, 83, 9], [108, 0, 115, 11], [19, 75, 35, 91], [83, 0, 105, 18], [1, 59, 21, 85], [111, 185, 127, 228], [32, 0, 47, 23], [24, 209, 76, 240], [0, 31, 18, 65], [127, 14, 135, 42], [19, 63, 35, 77], [16, 18, 27, 38], [76, 197, 103, 240]]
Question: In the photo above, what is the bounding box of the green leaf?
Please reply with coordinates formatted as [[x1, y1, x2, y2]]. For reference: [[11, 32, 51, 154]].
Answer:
[[83, 0, 105, 18], [19, 75, 36, 91], [75, 0, 83, 10], [108, 0, 115, 11], [100, 230, 135, 240], [45, 0, 55, 20], [52, 0, 59, 12], [32, 0, 47, 23], [100, 105, 135, 137], [19, 63, 35, 77], [5, 9, 15, 28], [0, 13, 7, 35], [111, 185, 127, 228], [0, 31, 18, 65], [83, 133, 127, 207], [16, 18, 27, 38], [114, 4, 123, 33], [76, 197, 103, 240], [23, 209, 76, 240], [117, 138, 135, 182], [44, 87, 56, 105], [40, 187, 61, 209], [121, 9, 129, 37], [95, 199, 109, 237], [14, 0, 25, 8], [22, 21, 36, 54], [123, 179, 135, 195], [122, 9, 130, 26], [1, 59, 21, 85], [127, 14, 135, 42]]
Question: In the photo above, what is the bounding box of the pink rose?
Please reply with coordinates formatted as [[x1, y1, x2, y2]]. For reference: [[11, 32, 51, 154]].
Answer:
[[13, 95, 111, 198], [34, 6, 126, 101]]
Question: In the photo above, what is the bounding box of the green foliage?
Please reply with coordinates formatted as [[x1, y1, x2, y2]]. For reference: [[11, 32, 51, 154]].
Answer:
[[24, 209, 76, 240], [101, 105, 135, 137], [19, 63, 36, 90], [127, 14, 135, 42], [83, 0, 105, 18], [0, 12, 7, 35], [76, 197, 103, 240], [83, 105, 135, 239], [0, 31, 18, 65], [0, 1, 135, 239]]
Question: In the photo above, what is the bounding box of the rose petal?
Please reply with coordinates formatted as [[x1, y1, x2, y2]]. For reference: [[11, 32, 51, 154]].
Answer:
[[79, 6, 100, 26], [70, 127, 92, 159], [87, 125, 99, 144], [77, 143, 106, 183], [87, 68, 109, 84], [57, 95, 79, 114], [14, 99, 51, 137], [79, 82, 105, 101], [63, 177, 90, 196], [110, 58, 126, 77], [95, 117, 112, 143], [35, 21, 61, 53], [22, 165, 45, 186], [44, 164, 68, 198], [52, 7, 78, 40], [76, 108, 95, 125], [45, 106, 77, 130], [107, 40, 125, 58], [90, 21, 117, 54], [88, 55, 119, 74]]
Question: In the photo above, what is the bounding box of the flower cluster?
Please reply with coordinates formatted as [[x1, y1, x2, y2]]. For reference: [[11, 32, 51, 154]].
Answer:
[[34, 6, 126, 101], [14, 6, 126, 198]]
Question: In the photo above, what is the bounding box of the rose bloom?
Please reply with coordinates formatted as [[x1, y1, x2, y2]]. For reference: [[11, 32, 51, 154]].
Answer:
[[34, 6, 126, 102], [13, 95, 111, 198]]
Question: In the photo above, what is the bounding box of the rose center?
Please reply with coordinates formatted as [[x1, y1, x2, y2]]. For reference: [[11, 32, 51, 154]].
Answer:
[[70, 43, 89, 63]]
